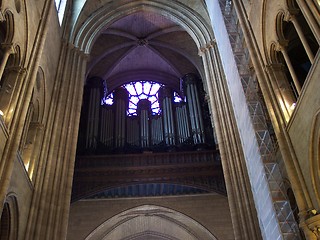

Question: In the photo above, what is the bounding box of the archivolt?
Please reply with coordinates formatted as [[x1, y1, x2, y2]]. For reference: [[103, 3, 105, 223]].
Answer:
[[310, 109, 320, 207], [71, 0, 214, 54], [84, 205, 217, 240]]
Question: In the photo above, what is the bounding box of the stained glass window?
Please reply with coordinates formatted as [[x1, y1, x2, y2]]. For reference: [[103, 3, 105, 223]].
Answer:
[[103, 81, 182, 116]]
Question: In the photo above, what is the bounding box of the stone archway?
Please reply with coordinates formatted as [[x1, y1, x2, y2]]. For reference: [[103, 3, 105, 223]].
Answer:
[[66, 1, 263, 239], [84, 205, 218, 240]]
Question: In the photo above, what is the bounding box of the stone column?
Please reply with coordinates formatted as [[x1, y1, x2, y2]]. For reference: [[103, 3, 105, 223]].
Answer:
[[0, 0, 52, 213], [24, 43, 88, 240], [296, 0, 320, 42], [199, 40, 263, 240], [276, 41, 302, 94], [231, 0, 313, 231], [285, 12, 315, 63], [266, 63, 296, 122]]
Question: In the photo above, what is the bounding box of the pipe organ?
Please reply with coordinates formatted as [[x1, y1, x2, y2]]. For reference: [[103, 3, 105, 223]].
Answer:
[[183, 73, 205, 144], [114, 88, 128, 148], [175, 102, 190, 144], [159, 87, 176, 145], [138, 99, 151, 148], [78, 74, 215, 154], [84, 78, 103, 149], [151, 116, 163, 145]]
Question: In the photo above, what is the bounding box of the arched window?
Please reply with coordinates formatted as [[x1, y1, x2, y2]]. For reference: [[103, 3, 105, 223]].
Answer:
[[0, 203, 10, 240], [0, 196, 18, 240], [276, 2, 319, 99], [103, 81, 182, 116], [54, 0, 67, 25]]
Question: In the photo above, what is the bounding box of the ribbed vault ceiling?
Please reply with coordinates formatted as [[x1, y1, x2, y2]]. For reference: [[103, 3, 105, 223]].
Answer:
[[86, 10, 203, 92]]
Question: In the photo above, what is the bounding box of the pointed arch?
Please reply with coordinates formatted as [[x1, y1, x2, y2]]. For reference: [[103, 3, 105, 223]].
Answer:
[[275, 11, 287, 44], [84, 205, 218, 240], [0, 194, 19, 240], [72, 1, 214, 54], [1, 10, 14, 44]]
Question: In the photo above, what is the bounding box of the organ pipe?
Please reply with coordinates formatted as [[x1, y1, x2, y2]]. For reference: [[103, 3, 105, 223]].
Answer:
[[100, 106, 114, 147], [85, 78, 103, 149], [127, 117, 139, 146], [114, 88, 129, 148], [183, 73, 205, 144], [138, 99, 151, 147], [175, 102, 190, 144], [159, 87, 175, 145], [81, 77, 211, 153], [151, 116, 163, 145]]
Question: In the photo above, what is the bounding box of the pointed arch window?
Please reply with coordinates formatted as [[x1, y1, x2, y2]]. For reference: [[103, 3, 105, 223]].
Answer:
[[54, 0, 67, 25]]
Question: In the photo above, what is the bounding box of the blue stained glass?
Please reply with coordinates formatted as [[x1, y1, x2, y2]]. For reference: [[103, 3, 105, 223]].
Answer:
[[144, 82, 152, 95], [134, 82, 143, 95], [103, 81, 181, 116]]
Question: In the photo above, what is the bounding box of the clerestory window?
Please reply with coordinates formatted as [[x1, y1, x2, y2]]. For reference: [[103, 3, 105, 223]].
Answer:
[[54, 0, 67, 25]]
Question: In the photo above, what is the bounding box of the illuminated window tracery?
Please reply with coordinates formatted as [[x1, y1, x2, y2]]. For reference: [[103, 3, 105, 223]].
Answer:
[[103, 81, 182, 116]]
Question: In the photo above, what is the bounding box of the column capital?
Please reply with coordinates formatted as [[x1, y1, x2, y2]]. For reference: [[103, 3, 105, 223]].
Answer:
[[62, 40, 89, 60], [265, 63, 286, 73], [1, 43, 15, 53], [198, 40, 216, 55], [182, 73, 198, 85], [300, 213, 320, 239], [0, 11, 5, 22], [7, 65, 27, 73], [275, 40, 289, 52]]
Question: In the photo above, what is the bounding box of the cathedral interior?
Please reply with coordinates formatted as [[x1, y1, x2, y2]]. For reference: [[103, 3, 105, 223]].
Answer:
[[0, 0, 319, 239]]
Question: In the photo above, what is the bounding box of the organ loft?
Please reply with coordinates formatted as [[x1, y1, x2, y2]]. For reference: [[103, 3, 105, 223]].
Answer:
[[72, 74, 226, 202], [0, 0, 319, 239]]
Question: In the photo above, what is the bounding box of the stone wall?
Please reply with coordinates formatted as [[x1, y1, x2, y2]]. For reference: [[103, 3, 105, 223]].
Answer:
[[67, 194, 234, 240]]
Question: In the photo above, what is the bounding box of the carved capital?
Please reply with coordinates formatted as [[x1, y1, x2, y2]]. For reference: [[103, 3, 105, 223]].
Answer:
[[0, 11, 5, 22], [265, 63, 286, 73], [198, 40, 216, 55], [287, 6, 300, 16], [300, 212, 320, 239], [1, 43, 15, 53], [284, 9, 300, 23], [275, 40, 288, 52], [5, 66, 27, 75]]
